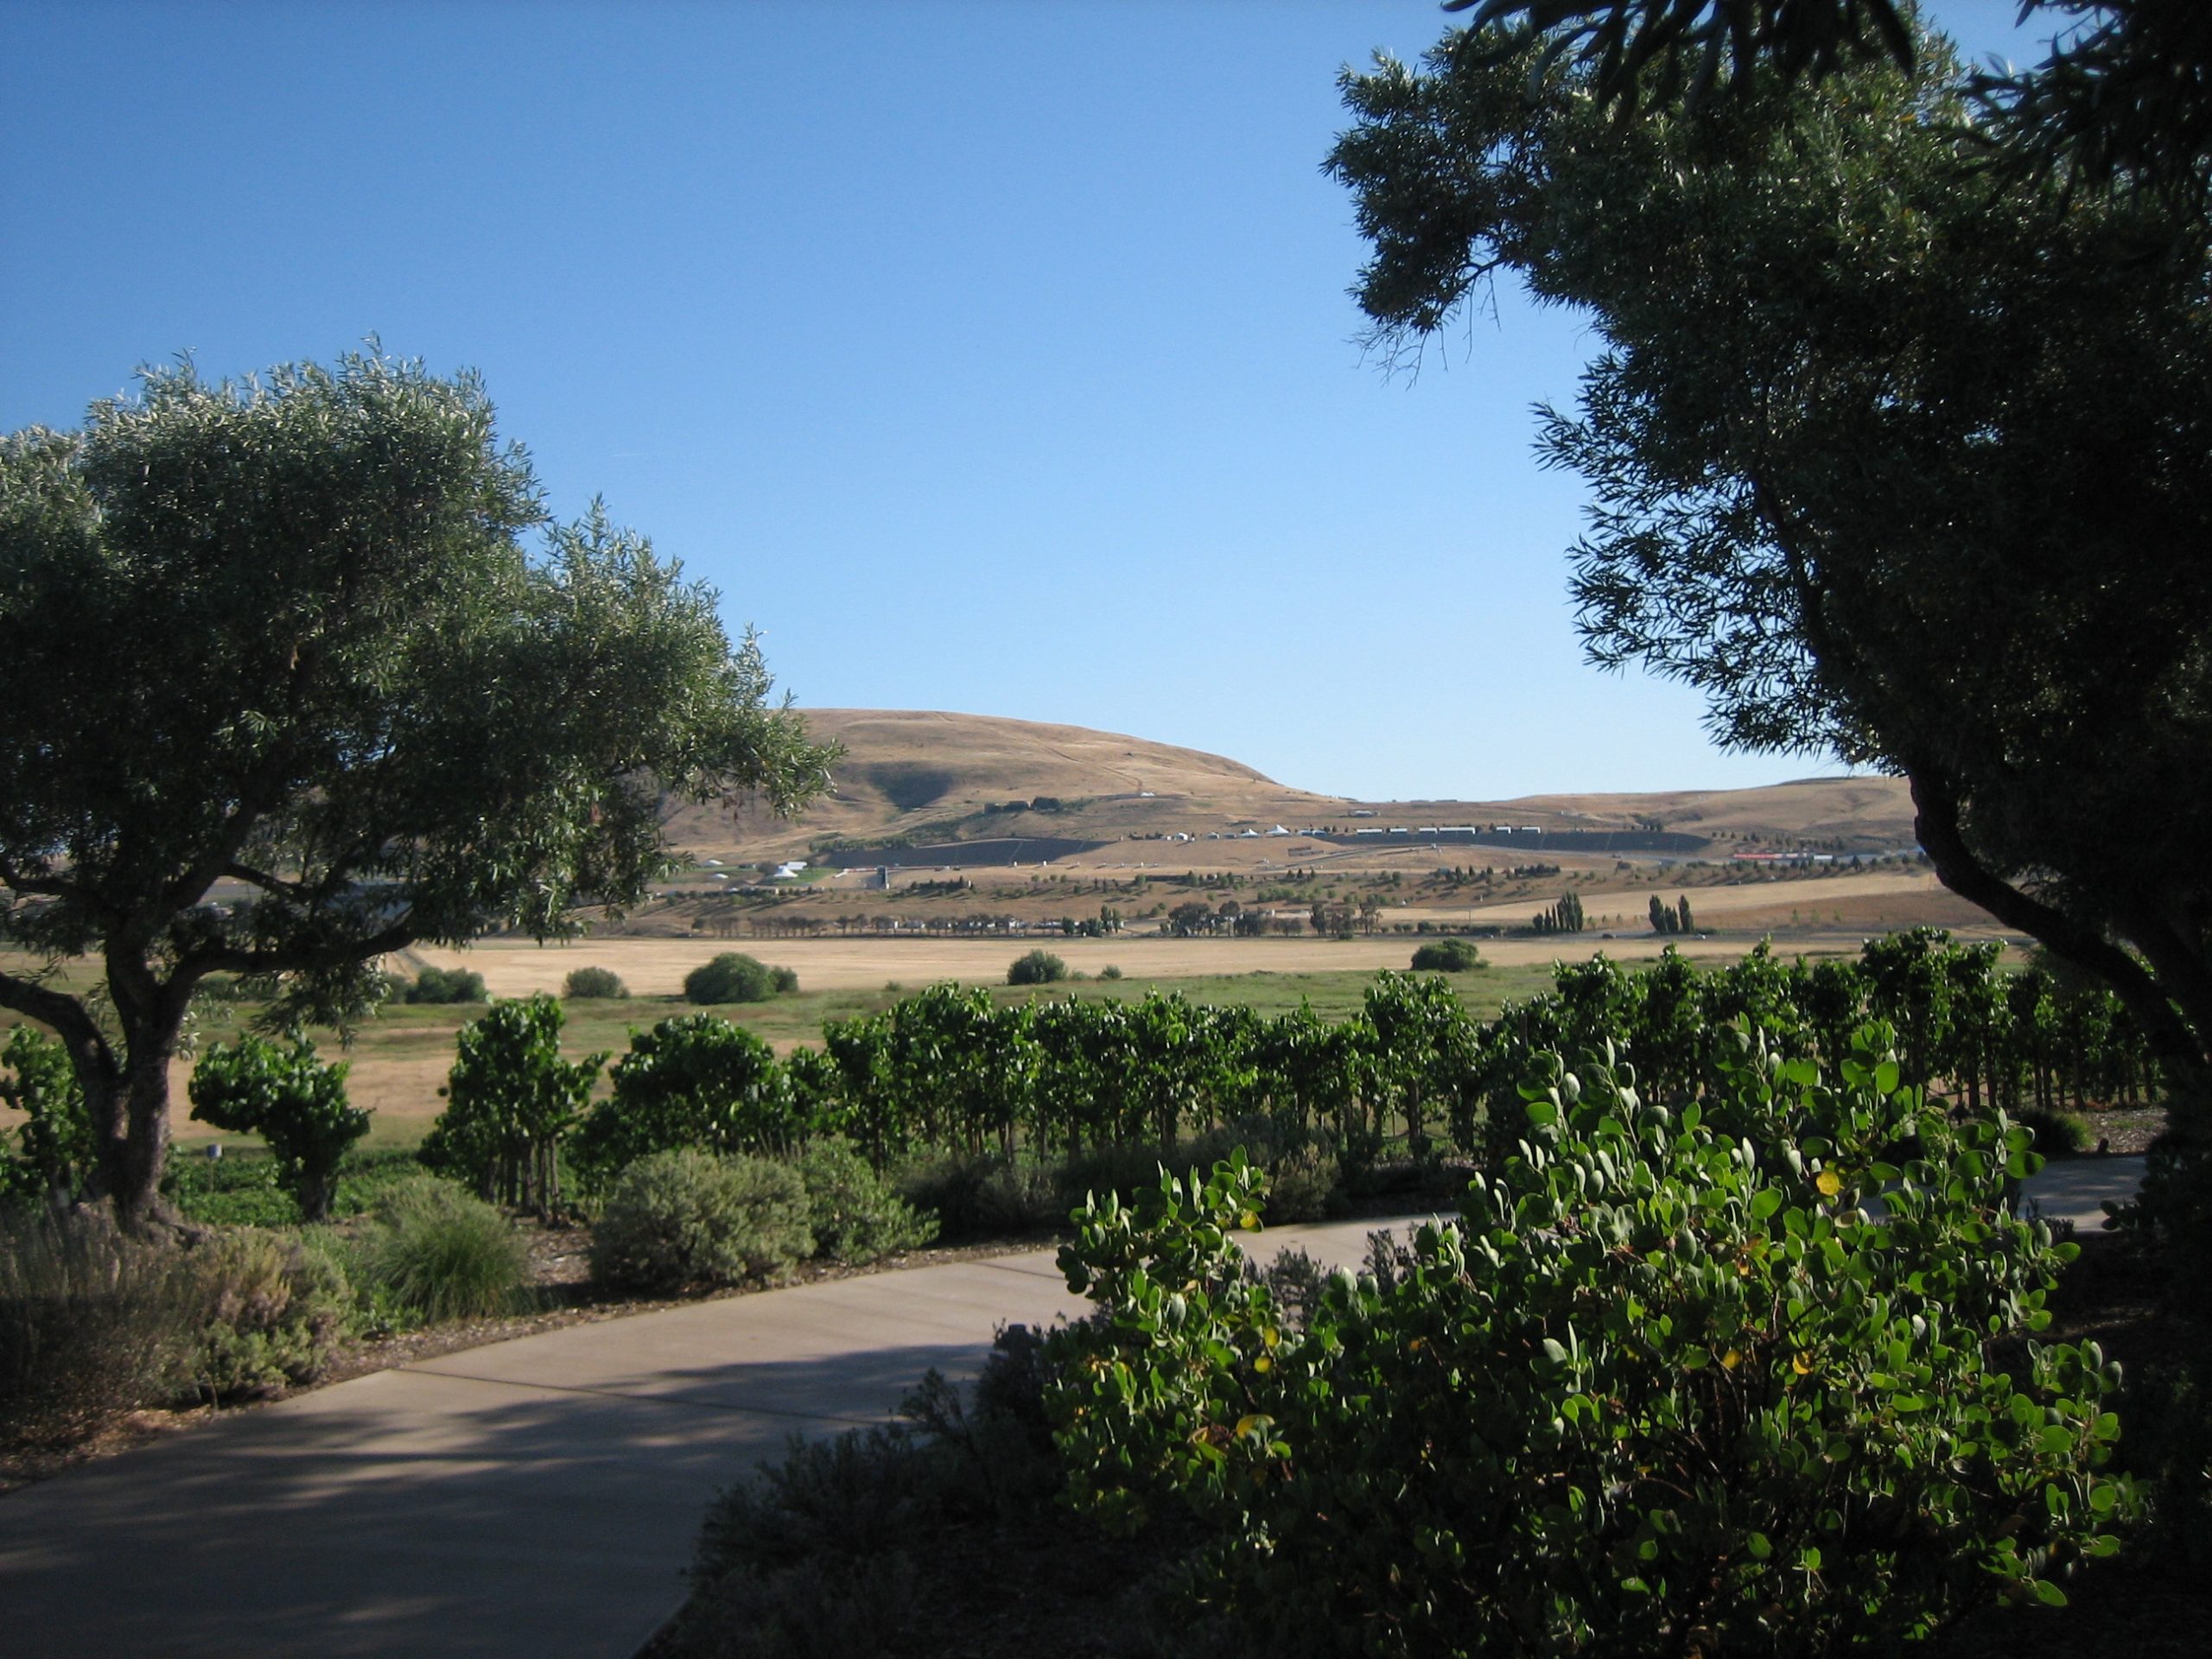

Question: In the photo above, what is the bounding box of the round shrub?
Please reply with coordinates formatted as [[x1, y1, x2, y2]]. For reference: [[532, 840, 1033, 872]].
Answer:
[[771, 965, 800, 995], [357, 1175, 531, 1322], [404, 965, 487, 1005], [183, 1230, 353, 1402], [1007, 950, 1067, 987], [1259, 1140, 1338, 1224], [563, 965, 628, 1000], [1099, 964, 1123, 981], [685, 953, 779, 1005], [591, 1149, 813, 1292], [1410, 937, 1484, 972], [796, 1138, 938, 1264]]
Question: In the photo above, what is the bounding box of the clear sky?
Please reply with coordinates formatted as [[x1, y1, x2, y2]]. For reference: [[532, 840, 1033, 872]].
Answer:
[[2, 0, 2037, 804]]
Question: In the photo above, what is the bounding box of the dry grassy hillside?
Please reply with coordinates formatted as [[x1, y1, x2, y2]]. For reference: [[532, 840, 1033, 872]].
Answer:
[[661, 708, 1348, 861], [660, 709, 1919, 865], [1502, 777, 1916, 846]]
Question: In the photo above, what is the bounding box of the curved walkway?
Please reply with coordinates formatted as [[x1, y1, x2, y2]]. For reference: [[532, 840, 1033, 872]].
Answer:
[[0, 1162, 2145, 1659]]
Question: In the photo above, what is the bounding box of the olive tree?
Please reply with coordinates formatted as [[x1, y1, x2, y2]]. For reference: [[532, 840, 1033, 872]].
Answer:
[[1328, 19, 2212, 1089], [0, 353, 836, 1227]]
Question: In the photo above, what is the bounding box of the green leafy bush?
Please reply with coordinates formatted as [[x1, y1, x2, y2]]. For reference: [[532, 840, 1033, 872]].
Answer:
[[418, 995, 603, 1215], [795, 1138, 938, 1264], [590, 1149, 812, 1292], [1050, 1027, 2133, 1656], [563, 965, 628, 999], [404, 965, 486, 1005], [0, 1026, 94, 1201], [0, 1205, 196, 1447], [573, 1014, 798, 1192], [162, 1153, 298, 1227], [182, 1230, 353, 1402], [1099, 964, 1123, 980], [685, 953, 782, 1005], [1007, 950, 1067, 986], [669, 1326, 1066, 1657], [188, 1033, 370, 1221], [357, 1175, 531, 1323], [1409, 936, 1484, 972]]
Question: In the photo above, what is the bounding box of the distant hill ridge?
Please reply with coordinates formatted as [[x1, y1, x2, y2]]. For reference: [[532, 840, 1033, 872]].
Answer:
[[658, 708, 1917, 862]]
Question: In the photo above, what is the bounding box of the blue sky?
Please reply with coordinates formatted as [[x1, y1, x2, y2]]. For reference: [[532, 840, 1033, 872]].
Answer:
[[2, 1, 2036, 803]]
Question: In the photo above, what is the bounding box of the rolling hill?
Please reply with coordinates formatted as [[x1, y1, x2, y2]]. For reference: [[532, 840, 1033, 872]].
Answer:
[[661, 709, 1919, 867]]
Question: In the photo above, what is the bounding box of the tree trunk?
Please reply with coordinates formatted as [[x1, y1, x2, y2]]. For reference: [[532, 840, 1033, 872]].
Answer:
[[95, 1030, 182, 1231], [1910, 768, 2210, 1101]]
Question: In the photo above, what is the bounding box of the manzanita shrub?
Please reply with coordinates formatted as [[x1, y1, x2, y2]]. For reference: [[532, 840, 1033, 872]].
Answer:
[[1048, 1025, 2133, 1657]]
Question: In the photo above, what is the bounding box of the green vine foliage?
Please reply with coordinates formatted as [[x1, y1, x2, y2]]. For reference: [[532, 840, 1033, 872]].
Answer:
[[0, 1025, 95, 1200], [185, 1032, 368, 1222], [1049, 1023, 2133, 1656], [571, 1014, 801, 1194], [418, 995, 602, 1217]]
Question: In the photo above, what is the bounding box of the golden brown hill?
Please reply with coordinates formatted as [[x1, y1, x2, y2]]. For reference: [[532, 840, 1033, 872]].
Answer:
[[661, 709, 1917, 866], [662, 709, 1345, 862]]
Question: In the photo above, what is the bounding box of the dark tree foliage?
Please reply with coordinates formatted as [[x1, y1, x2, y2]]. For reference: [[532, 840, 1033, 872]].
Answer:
[[1455, 1, 2212, 207], [0, 353, 836, 1224], [1328, 19, 2212, 1086], [1446, 0, 1915, 113]]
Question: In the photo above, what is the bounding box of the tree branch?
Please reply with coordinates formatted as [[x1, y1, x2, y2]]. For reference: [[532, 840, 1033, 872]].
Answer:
[[181, 918, 420, 982], [0, 855, 78, 902], [0, 963, 122, 1133], [224, 861, 319, 905]]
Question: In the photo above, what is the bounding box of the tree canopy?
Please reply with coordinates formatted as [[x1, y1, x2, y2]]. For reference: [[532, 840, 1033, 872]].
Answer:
[[1327, 17, 2212, 1084], [1450, 1, 2212, 206], [0, 352, 836, 1222]]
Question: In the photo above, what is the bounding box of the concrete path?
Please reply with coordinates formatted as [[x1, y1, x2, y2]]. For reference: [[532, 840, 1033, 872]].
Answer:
[[2017, 1152, 2147, 1232], [0, 1164, 2143, 1659], [0, 1217, 1388, 1659]]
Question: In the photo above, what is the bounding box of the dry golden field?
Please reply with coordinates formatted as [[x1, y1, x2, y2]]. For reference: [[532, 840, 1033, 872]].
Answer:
[[409, 931, 1791, 1000]]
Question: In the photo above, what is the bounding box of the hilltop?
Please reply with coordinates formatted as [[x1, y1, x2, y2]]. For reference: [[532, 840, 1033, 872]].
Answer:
[[663, 709, 1917, 868]]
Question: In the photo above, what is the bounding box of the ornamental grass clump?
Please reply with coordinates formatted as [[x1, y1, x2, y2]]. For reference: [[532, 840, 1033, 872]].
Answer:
[[1050, 1021, 2134, 1657], [0, 1205, 196, 1447], [591, 1149, 812, 1293], [357, 1175, 531, 1323]]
